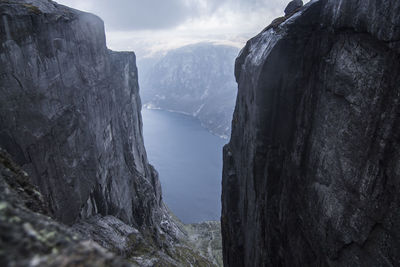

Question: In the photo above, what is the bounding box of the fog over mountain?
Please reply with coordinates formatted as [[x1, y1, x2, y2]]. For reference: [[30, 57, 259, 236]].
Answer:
[[56, 0, 290, 55], [139, 43, 239, 138]]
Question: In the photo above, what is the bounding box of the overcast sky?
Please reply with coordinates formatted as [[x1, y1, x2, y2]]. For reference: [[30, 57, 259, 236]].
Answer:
[[56, 0, 293, 58]]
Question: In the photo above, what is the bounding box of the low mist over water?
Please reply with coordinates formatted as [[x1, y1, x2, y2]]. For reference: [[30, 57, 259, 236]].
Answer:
[[142, 108, 226, 223]]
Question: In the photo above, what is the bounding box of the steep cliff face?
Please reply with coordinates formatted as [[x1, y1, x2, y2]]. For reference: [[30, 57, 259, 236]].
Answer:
[[0, 0, 162, 229], [222, 0, 400, 266], [0, 1, 217, 265]]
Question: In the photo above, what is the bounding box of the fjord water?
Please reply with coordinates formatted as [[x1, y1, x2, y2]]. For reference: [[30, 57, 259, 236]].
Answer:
[[142, 108, 227, 223]]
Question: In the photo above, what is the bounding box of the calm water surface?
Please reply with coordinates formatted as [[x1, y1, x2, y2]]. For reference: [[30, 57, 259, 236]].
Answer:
[[142, 108, 227, 223]]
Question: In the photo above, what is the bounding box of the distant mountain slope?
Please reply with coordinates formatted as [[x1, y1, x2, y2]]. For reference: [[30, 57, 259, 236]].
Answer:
[[139, 43, 239, 138]]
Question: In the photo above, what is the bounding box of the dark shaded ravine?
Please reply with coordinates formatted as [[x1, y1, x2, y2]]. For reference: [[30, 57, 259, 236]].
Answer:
[[1, 0, 399, 266]]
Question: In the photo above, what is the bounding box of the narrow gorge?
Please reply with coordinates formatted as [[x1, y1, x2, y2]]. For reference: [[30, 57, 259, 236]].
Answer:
[[1, 0, 400, 266]]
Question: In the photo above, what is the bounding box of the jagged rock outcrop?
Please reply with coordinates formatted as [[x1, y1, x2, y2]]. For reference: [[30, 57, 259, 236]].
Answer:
[[140, 43, 239, 138], [222, 0, 400, 266], [284, 0, 303, 16], [73, 214, 214, 266], [0, 148, 133, 266]]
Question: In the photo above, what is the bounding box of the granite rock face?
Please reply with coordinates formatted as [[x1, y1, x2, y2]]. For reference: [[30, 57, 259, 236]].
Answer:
[[0, 148, 133, 267], [284, 0, 303, 16], [0, 0, 163, 231], [222, 0, 400, 266]]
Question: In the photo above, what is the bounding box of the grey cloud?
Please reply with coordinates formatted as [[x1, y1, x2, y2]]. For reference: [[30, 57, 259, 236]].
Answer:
[[223, 0, 285, 11], [57, 0, 289, 31], [92, 0, 192, 30]]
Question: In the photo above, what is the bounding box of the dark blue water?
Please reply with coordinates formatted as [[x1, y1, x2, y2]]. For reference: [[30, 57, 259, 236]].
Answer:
[[142, 108, 227, 223]]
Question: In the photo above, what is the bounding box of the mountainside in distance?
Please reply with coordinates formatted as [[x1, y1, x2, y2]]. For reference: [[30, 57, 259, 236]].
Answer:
[[140, 43, 239, 138], [222, 0, 400, 266]]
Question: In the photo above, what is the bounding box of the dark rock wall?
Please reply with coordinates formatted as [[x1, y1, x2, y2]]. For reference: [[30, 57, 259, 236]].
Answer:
[[0, 148, 132, 267], [0, 0, 162, 230], [222, 0, 400, 266]]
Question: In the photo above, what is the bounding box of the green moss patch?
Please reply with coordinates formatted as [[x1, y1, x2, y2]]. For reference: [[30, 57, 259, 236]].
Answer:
[[22, 3, 42, 14]]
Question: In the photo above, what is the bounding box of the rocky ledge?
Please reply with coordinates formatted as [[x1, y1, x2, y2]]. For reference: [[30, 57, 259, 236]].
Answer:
[[0, 148, 132, 266]]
